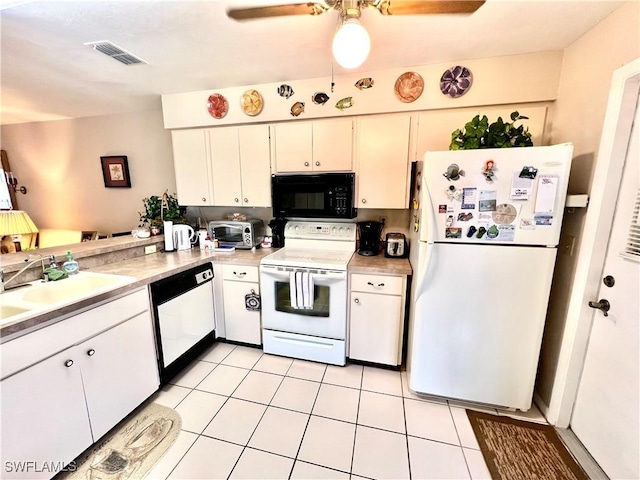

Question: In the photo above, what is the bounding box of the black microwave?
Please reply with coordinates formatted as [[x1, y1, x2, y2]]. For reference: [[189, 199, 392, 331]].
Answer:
[[271, 173, 357, 219]]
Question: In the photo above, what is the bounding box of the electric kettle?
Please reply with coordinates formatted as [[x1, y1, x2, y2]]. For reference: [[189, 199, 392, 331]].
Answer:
[[173, 224, 195, 250]]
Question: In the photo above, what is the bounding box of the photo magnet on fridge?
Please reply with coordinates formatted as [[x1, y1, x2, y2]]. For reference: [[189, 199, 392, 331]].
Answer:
[[445, 228, 462, 238]]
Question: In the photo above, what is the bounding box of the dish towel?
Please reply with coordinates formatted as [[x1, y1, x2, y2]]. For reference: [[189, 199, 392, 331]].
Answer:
[[295, 272, 304, 310], [289, 271, 299, 309], [302, 272, 314, 309]]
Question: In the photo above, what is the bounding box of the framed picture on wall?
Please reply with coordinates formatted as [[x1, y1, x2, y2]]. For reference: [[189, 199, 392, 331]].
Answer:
[[100, 155, 131, 188]]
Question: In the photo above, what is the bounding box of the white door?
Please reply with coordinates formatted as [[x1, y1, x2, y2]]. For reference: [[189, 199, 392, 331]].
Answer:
[[171, 129, 212, 205], [210, 127, 242, 206], [313, 118, 353, 171], [223, 280, 262, 345], [570, 100, 639, 480], [239, 124, 272, 207]]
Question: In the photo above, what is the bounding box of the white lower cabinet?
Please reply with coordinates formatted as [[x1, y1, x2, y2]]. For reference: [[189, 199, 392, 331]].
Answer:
[[221, 264, 262, 345], [348, 273, 406, 366], [0, 289, 159, 479]]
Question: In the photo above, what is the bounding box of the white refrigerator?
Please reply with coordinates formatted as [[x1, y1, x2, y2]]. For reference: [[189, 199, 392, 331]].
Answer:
[[407, 143, 573, 411]]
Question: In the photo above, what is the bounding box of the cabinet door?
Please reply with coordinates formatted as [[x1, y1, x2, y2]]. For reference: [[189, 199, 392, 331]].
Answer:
[[274, 122, 313, 172], [79, 312, 159, 440], [210, 127, 243, 206], [349, 291, 402, 365], [223, 280, 262, 345], [239, 124, 272, 207], [0, 349, 92, 479], [357, 116, 411, 209], [313, 118, 353, 171], [171, 129, 213, 205]]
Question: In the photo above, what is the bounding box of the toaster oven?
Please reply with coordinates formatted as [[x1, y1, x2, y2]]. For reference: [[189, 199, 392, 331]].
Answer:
[[208, 219, 265, 249]]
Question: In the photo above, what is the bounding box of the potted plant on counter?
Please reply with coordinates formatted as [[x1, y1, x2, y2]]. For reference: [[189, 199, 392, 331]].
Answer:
[[139, 191, 187, 235]]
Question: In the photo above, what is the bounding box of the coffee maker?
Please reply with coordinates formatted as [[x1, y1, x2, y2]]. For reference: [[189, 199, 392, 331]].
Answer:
[[268, 217, 288, 248], [357, 221, 382, 256]]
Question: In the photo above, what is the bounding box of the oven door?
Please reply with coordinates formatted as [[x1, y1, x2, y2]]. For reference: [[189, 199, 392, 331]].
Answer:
[[260, 265, 347, 340]]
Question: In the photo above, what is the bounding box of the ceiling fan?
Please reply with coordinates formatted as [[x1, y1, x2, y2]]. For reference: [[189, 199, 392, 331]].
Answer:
[[227, 0, 485, 68]]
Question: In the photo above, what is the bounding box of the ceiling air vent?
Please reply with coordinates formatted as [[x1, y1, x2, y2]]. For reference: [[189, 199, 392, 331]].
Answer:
[[84, 41, 147, 65]]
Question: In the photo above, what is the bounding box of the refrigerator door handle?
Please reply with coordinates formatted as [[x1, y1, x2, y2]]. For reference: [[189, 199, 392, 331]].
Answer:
[[414, 242, 434, 301], [420, 175, 436, 244]]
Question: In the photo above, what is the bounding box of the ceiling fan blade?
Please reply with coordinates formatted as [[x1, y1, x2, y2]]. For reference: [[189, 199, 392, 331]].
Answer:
[[378, 0, 485, 15], [227, 2, 328, 21]]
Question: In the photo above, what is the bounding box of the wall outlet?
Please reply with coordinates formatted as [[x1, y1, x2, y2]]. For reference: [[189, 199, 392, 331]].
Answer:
[[144, 245, 157, 255]]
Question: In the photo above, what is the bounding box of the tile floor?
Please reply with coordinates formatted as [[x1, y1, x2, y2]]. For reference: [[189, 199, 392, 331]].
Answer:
[[146, 343, 547, 480]]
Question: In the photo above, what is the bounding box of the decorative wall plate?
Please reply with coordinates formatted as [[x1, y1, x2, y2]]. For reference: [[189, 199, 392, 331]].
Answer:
[[240, 89, 264, 116], [277, 84, 295, 98], [335, 97, 354, 110], [355, 77, 374, 90], [440, 66, 473, 98], [290, 101, 305, 117], [207, 94, 228, 119], [394, 72, 424, 103], [312, 92, 330, 105]]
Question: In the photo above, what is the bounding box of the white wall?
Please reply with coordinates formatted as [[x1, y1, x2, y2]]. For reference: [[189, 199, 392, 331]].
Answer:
[[0, 109, 176, 234], [536, 1, 640, 412]]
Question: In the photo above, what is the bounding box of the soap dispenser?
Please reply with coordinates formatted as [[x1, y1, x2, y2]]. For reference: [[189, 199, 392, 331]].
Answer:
[[62, 251, 79, 275]]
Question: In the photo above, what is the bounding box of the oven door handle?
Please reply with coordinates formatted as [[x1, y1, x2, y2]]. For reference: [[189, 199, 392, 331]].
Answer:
[[260, 265, 346, 280]]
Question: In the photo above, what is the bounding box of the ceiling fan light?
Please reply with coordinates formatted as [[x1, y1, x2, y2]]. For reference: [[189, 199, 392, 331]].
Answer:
[[332, 18, 370, 69]]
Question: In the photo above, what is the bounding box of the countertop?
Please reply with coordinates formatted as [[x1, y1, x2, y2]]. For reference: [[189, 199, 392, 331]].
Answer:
[[1, 245, 411, 341]]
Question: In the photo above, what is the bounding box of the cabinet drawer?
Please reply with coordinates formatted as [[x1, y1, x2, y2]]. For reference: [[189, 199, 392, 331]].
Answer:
[[351, 274, 404, 296], [221, 264, 259, 283]]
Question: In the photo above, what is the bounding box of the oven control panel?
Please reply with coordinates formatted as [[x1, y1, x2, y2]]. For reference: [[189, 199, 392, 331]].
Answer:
[[285, 221, 356, 241]]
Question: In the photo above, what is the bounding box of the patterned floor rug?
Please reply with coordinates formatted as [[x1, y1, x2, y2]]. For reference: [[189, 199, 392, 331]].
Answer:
[[59, 402, 181, 480], [466, 410, 588, 480]]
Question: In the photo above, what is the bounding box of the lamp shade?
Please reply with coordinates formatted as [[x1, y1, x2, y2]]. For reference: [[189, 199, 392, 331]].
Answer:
[[0, 210, 39, 236], [332, 18, 370, 69]]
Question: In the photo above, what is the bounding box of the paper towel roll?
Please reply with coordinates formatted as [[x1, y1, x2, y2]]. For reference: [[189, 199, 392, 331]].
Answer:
[[163, 221, 174, 251]]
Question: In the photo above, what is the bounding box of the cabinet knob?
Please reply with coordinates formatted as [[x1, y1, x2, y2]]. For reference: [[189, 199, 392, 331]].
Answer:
[[234, 198, 239, 203], [64, 359, 74, 368], [304, 162, 310, 167], [244, 198, 248, 203], [354, 298, 360, 304], [202, 197, 206, 202], [87, 349, 95, 356], [361, 199, 367, 204], [315, 161, 320, 166]]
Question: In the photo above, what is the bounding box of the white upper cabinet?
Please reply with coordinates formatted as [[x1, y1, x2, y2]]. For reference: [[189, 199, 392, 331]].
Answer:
[[173, 125, 272, 207], [274, 119, 353, 172], [238, 125, 272, 207], [274, 122, 313, 172], [356, 115, 411, 209], [171, 129, 213, 206], [312, 118, 353, 172]]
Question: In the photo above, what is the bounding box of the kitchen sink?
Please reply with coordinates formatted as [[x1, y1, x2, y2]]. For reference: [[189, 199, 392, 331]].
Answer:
[[0, 271, 136, 328], [0, 305, 31, 320], [22, 272, 130, 304]]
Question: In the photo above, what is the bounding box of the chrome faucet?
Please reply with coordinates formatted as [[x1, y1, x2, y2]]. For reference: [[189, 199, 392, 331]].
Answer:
[[0, 254, 54, 293]]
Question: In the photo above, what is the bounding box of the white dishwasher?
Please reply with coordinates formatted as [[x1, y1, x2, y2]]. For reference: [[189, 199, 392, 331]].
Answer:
[[150, 263, 215, 384]]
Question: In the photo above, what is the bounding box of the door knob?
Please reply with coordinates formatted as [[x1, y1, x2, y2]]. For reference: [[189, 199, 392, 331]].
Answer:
[[234, 198, 239, 203], [304, 162, 310, 167], [354, 298, 360, 304], [64, 359, 74, 368], [588, 299, 610, 316], [87, 349, 95, 356], [315, 161, 320, 166], [244, 198, 248, 203]]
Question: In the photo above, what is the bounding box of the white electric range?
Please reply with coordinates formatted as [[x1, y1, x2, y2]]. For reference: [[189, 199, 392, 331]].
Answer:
[[260, 221, 356, 365]]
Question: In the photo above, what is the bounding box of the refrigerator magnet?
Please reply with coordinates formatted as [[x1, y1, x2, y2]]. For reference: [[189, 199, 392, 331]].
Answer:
[[519, 166, 538, 179], [446, 185, 461, 200], [443, 163, 465, 181], [445, 228, 462, 239], [498, 224, 516, 241], [457, 212, 473, 221], [445, 215, 454, 227], [461, 187, 477, 209], [482, 160, 496, 183], [479, 190, 497, 211], [520, 218, 536, 230], [511, 170, 534, 200], [475, 226, 487, 239], [438, 204, 447, 213], [535, 215, 554, 226], [486, 225, 500, 239], [466, 226, 477, 238]]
